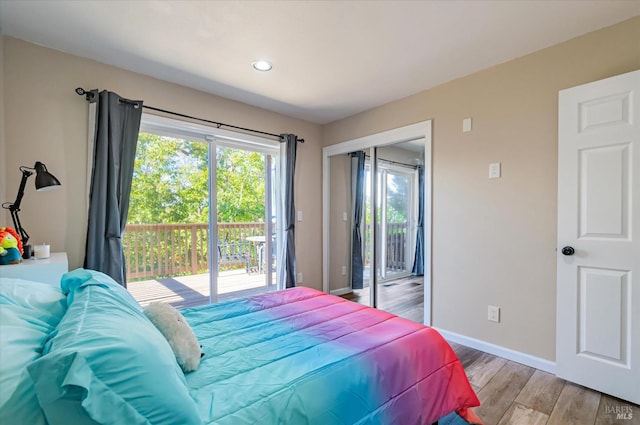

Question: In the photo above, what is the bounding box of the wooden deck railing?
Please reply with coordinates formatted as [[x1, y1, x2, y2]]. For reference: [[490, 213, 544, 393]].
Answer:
[[386, 222, 409, 272], [123, 222, 266, 281], [124, 221, 408, 281], [363, 222, 410, 272]]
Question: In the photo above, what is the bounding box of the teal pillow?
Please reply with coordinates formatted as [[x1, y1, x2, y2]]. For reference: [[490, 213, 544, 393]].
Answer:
[[28, 269, 202, 425], [0, 278, 67, 425], [60, 266, 143, 309]]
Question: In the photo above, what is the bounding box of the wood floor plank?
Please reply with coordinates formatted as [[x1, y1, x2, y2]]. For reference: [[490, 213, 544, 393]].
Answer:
[[451, 344, 485, 369], [343, 276, 426, 323], [594, 393, 640, 425], [447, 341, 462, 350], [496, 403, 548, 425], [476, 361, 535, 425], [514, 369, 565, 415], [464, 352, 508, 389], [546, 382, 601, 425]]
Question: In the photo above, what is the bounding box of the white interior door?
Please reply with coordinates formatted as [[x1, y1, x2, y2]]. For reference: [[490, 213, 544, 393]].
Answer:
[[557, 70, 640, 404]]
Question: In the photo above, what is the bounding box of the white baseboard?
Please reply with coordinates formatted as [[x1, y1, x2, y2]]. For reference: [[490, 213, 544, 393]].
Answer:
[[330, 287, 353, 296], [434, 327, 556, 374]]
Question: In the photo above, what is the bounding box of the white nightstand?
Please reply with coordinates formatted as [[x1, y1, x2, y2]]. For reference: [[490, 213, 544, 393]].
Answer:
[[0, 252, 68, 286]]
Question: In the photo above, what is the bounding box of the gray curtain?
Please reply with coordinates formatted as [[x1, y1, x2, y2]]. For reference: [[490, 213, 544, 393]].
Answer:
[[84, 90, 143, 287], [279, 134, 298, 288], [351, 151, 366, 289], [412, 165, 424, 276]]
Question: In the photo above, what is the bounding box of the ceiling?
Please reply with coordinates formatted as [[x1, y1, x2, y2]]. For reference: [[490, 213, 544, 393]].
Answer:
[[1, 1, 638, 124]]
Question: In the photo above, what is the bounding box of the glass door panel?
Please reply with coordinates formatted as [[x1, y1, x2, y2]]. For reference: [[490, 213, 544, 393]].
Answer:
[[215, 145, 276, 301], [125, 133, 212, 308], [382, 171, 411, 279]]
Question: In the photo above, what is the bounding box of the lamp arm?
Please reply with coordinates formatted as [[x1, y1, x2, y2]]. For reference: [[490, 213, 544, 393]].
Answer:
[[5, 168, 34, 246], [11, 168, 33, 211], [10, 208, 30, 246]]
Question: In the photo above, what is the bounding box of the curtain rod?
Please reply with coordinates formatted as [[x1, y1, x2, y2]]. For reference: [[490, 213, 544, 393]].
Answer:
[[75, 88, 304, 143], [358, 153, 419, 169]]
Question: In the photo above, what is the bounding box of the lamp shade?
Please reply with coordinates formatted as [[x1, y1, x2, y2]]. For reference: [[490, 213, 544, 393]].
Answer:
[[34, 161, 61, 191]]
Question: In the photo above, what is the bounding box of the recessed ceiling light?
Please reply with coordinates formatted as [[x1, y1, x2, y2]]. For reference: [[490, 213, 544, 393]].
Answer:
[[252, 60, 272, 72]]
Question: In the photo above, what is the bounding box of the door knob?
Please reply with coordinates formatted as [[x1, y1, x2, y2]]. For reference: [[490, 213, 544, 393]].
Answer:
[[561, 246, 575, 256]]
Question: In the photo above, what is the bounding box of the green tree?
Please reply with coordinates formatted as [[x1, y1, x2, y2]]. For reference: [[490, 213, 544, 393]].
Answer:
[[216, 146, 266, 223], [386, 174, 409, 223], [128, 133, 266, 225]]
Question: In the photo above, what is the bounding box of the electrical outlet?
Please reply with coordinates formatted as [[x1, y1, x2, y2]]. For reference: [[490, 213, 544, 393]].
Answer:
[[488, 306, 500, 323], [297, 272, 303, 283], [341, 266, 347, 276]]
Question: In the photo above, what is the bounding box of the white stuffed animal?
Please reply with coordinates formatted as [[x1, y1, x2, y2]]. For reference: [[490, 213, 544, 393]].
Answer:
[[143, 302, 202, 373]]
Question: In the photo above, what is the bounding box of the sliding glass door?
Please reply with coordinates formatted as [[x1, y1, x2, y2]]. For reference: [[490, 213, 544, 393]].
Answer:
[[362, 157, 416, 276], [124, 114, 280, 307], [378, 165, 414, 281]]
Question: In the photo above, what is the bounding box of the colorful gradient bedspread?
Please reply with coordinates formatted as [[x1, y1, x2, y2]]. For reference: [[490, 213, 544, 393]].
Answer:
[[182, 287, 480, 425]]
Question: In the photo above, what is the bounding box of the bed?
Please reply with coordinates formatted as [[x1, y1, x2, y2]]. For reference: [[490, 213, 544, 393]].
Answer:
[[0, 268, 481, 425]]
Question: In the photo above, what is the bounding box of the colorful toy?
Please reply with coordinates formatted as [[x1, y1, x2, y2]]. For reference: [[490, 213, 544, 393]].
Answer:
[[0, 227, 24, 265]]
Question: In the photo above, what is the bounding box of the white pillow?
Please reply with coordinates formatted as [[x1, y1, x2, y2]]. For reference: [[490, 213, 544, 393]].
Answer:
[[143, 302, 202, 372]]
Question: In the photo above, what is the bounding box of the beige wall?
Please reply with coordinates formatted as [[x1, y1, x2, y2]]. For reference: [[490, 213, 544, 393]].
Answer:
[[322, 17, 640, 361], [1, 37, 322, 289]]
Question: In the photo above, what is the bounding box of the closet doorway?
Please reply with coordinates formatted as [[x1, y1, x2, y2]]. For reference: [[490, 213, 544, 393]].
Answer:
[[322, 121, 432, 324]]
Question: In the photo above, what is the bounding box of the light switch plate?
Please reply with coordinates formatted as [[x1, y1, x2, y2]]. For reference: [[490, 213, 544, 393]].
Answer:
[[488, 306, 500, 323], [463, 117, 472, 133], [489, 162, 501, 179]]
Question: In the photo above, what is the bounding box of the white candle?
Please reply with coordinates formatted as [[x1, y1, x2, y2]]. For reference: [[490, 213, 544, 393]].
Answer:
[[34, 244, 50, 259]]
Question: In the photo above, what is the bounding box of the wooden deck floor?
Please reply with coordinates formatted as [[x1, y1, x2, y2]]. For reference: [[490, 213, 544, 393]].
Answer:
[[128, 269, 276, 308]]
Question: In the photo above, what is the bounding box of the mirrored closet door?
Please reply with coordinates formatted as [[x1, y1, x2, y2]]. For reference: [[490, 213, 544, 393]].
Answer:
[[322, 121, 432, 324]]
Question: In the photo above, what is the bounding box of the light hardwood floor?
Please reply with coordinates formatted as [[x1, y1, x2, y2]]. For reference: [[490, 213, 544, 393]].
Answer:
[[450, 342, 638, 425], [341, 276, 639, 425]]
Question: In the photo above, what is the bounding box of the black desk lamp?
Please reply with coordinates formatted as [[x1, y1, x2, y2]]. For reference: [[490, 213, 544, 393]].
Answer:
[[2, 162, 61, 258]]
